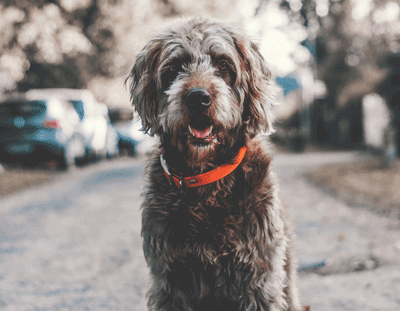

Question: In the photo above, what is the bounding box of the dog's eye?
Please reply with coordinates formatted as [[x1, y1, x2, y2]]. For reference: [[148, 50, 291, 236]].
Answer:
[[219, 61, 229, 71], [161, 62, 183, 88], [170, 62, 183, 72]]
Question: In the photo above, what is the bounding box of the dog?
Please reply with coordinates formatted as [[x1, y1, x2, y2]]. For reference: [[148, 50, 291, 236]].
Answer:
[[127, 18, 302, 311]]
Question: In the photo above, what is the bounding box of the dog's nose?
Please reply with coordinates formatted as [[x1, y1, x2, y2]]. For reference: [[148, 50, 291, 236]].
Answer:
[[186, 89, 211, 110]]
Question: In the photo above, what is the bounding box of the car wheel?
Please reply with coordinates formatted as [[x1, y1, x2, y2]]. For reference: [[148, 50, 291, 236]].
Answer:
[[58, 144, 75, 171], [76, 146, 93, 166], [126, 145, 136, 157], [93, 152, 101, 162], [71, 136, 86, 166], [292, 136, 306, 153]]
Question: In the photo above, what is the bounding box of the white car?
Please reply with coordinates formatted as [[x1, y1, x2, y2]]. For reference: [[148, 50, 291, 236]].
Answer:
[[26, 88, 107, 163]]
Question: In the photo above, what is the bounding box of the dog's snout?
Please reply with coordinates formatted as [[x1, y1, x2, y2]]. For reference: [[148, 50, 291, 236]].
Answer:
[[186, 89, 211, 110]]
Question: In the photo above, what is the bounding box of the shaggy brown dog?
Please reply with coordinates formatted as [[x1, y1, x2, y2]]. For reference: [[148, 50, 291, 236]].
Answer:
[[127, 18, 302, 311]]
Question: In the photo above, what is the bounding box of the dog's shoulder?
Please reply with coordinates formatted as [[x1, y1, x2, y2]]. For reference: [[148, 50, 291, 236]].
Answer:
[[241, 135, 276, 189]]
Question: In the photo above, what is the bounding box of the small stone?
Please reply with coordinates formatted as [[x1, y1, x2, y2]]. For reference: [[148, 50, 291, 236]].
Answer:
[[365, 259, 375, 270]]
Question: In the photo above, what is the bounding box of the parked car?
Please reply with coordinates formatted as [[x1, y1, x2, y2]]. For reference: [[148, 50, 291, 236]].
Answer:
[[26, 88, 106, 164], [96, 103, 119, 159], [114, 119, 145, 157], [0, 92, 85, 170], [105, 120, 119, 159]]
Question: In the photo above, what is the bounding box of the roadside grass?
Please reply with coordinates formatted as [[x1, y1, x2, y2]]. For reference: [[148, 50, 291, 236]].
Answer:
[[0, 167, 54, 197], [309, 158, 400, 213], [0, 157, 140, 198]]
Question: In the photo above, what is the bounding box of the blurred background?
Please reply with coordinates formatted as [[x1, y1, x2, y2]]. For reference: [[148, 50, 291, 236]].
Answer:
[[0, 0, 399, 171], [0, 0, 400, 171], [1, 1, 400, 310]]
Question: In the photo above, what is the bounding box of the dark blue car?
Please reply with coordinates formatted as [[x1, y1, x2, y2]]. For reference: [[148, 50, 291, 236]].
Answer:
[[0, 93, 85, 170], [114, 120, 145, 157]]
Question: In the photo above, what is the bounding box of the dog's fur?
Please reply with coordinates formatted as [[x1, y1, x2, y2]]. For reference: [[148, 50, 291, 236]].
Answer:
[[127, 18, 301, 311]]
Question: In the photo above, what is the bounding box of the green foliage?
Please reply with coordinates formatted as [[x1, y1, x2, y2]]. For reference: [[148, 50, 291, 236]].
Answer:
[[0, 0, 135, 92], [279, 0, 399, 104]]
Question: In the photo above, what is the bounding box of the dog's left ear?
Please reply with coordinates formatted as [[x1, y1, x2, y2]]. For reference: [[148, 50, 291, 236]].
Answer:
[[126, 40, 163, 136], [232, 34, 277, 138]]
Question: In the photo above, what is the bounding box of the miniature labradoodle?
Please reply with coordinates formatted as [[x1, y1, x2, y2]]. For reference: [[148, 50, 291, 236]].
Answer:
[[127, 18, 303, 311]]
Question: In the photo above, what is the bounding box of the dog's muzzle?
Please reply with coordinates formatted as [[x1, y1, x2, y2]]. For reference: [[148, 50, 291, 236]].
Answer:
[[185, 88, 216, 144], [186, 89, 211, 112]]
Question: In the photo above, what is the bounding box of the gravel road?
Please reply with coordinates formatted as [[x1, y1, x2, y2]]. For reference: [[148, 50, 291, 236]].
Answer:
[[0, 151, 399, 311]]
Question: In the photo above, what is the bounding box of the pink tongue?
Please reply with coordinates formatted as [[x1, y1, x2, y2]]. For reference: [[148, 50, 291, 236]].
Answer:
[[192, 127, 211, 139]]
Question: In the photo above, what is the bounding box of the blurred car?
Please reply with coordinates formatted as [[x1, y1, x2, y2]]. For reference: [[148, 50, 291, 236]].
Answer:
[[96, 103, 119, 159], [105, 121, 119, 159], [27, 88, 107, 163], [114, 119, 145, 157], [0, 92, 85, 170]]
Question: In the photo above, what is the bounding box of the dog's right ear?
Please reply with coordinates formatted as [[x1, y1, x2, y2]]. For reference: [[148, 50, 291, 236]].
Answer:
[[126, 40, 163, 136], [229, 31, 277, 139]]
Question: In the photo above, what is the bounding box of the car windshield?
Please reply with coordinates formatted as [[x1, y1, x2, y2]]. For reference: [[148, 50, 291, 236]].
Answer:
[[0, 101, 46, 120], [70, 100, 85, 120]]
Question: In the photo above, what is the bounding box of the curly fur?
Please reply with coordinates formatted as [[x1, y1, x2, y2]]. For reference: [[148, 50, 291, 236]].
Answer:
[[127, 18, 302, 311]]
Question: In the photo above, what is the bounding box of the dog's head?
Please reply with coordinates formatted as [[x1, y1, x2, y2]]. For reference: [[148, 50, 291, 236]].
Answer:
[[127, 18, 276, 164]]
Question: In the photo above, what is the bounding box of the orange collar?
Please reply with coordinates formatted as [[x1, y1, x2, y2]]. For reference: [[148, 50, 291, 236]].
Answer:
[[160, 146, 247, 192]]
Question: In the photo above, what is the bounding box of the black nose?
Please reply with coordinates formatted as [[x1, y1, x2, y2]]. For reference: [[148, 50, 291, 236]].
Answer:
[[186, 89, 211, 110]]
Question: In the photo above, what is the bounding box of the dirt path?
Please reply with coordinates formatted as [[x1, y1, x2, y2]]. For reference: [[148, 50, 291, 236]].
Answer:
[[0, 157, 149, 311], [275, 152, 400, 311], [0, 151, 399, 310]]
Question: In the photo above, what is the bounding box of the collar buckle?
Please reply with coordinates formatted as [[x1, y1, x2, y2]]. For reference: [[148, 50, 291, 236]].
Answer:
[[160, 154, 173, 185], [178, 176, 187, 195], [160, 154, 186, 194]]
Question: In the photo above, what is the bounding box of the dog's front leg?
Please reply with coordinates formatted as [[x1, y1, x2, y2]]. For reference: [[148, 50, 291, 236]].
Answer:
[[143, 235, 195, 311]]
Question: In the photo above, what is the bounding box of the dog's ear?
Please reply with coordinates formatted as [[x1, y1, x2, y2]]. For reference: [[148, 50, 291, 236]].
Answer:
[[126, 40, 163, 136], [232, 34, 277, 138]]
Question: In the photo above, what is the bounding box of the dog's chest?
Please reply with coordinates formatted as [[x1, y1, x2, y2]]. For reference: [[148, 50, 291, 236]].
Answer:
[[144, 187, 273, 302], [144, 155, 272, 262], [158, 190, 252, 253]]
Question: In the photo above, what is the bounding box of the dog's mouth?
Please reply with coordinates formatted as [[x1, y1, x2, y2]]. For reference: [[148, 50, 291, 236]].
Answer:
[[188, 125, 217, 145]]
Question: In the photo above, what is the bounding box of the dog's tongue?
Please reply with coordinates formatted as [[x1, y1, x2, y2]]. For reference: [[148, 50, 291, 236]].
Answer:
[[192, 127, 211, 139]]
